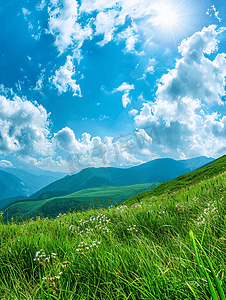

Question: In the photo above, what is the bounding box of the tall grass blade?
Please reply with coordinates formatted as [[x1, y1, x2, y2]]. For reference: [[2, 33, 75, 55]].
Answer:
[[186, 282, 199, 300], [195, 236, 226, 300], [189, 230, 224, 300]]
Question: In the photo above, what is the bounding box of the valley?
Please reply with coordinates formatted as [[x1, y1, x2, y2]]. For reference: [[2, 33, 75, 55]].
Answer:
[[0, 155, 225, 299]]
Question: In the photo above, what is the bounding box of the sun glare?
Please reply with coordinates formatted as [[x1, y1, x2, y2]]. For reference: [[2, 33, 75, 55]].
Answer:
[[156, 5, 178, 27], [149, 0, 191, 44], [153, 3, 180, 28]]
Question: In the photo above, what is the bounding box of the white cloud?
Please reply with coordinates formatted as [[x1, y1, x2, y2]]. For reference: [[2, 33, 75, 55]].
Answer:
[[122, 92, 131, 108], [134, 103, 155, 126], [206, 5, 222, 22], [146, 65, 154, 74], [46, 0, 187, 55], [0, 160, 14, 168], [26, 0, 197, 57], [79, 0, 118, 13], [116, 22, 139, 52], [22, 8, 31, 17], [53, 126, 144, 171], [22, 8, 42, 40], [17, 155, 69, 173], [138, 94, 145, 101], [129, 108, 138, 117], [0, 95, 54, 156], [50, 55, 81, 96], [133, 25, 226, 159], [113, 82, 134, 108], [135, 128, 152, 142], [15, 80, 24, 92], [145, 58, 156, 74], [79, 0, 154, 23], [157, 25, 226, 106], [36, 0, 46, 11], [80, 0, 148, 51], [95, 9, 119, 46], [34, 69, 45, 93], [0, 85, 14, 97], [140, 59, 156, 79], [53, 127, 81, 153], [47, 0, 93, 54], [99, 115, 109, 121], [114, 82, 135, 92]]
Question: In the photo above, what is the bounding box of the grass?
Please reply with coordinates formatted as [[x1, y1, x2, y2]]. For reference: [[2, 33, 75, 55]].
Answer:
[[0, 159, 226, 299], [1, 182, 160, 224], [123, 154, 226, 207]]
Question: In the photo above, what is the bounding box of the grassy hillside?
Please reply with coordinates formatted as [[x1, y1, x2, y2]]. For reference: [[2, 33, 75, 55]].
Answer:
[[0, 156, 225, 299], [123, 154, 226, 207], [28, 156, 213, 201], [2, 182, 160, 223]]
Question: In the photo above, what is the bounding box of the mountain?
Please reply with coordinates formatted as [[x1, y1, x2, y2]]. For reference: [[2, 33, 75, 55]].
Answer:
[[0, 195, 29, 212], [0, 166, 69, 197], [4, 163, 70, 178], [0, 170, 31, 201], [28, 156, 214, 201], [123, 154, 226, 207], [29, 170, 117, 200], [2, 182, 161, 222]]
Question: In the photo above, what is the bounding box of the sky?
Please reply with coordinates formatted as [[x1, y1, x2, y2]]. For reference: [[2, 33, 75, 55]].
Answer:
[[0, 0, 226, 174]]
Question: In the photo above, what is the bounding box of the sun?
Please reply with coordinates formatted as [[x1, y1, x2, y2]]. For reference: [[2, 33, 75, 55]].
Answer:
[[152, 2, 181, 29], [154, 4, 179, 27], [148, 1, 190, 44]]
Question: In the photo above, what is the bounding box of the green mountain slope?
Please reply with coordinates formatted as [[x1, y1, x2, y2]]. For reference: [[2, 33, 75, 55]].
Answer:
[[0, 156, 225, 299], [123, 154, 226, 207], [28, 156, 213, 201], [2, 182, 160, 223]]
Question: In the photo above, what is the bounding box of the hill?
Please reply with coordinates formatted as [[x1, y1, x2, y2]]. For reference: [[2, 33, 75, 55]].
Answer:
[[123, 154, 226, 207], [28, 156, 214, 201], [1, 182, 160, 223], [0, 155, 225, 299]]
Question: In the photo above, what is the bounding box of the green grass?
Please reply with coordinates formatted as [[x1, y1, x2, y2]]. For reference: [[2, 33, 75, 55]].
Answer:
[[0, 157, 226, 299], [123, 154, 226, 207], [1, 182, 160, 224]]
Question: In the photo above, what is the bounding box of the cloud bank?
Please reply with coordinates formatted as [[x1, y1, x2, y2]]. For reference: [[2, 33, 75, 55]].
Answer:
[[0, 95, 53, 156], [134, 25, 226, 158]]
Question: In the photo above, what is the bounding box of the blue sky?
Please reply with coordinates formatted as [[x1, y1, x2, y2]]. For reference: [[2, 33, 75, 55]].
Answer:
[[0, 0, 226, 173]]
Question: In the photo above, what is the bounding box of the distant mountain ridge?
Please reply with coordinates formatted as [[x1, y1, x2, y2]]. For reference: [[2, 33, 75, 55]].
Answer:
[[0, 155, 218, 221], [28, 156, 214, 201], [0, 170, 31, 200], [0, 156, 214, 210], [0, 166, 69, 200]]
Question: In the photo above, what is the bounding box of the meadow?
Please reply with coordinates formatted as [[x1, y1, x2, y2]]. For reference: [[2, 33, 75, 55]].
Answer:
[[0, 182, 160, 224], [0, 157, 226, 299]]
